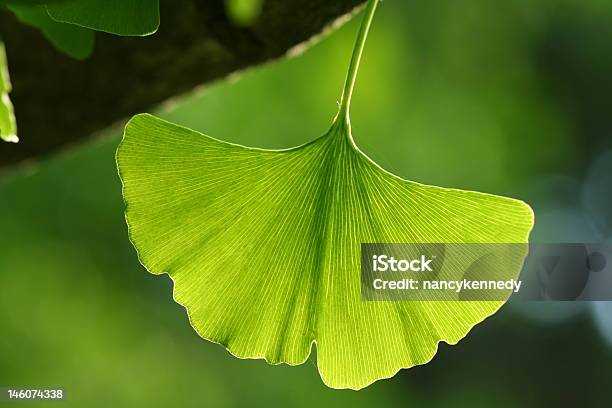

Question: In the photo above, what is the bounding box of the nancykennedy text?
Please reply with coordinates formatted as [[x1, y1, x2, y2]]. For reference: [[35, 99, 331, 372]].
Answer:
[[361, 243, 612, 301]]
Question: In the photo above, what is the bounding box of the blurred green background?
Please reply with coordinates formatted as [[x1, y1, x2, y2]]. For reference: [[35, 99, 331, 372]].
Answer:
[[1, 0, 612, 406]]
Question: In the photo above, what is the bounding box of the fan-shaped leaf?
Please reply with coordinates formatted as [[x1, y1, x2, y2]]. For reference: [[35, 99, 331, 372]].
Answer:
[[117, 113, 533, 389]]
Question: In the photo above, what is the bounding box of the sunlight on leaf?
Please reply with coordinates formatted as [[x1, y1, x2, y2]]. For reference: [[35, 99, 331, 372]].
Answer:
[[117, 0, 534, 389], [8, 4, 94, 59], [46, 0, 159, 36], [117, 113, 533, 389], [0, 41, 17, 143]]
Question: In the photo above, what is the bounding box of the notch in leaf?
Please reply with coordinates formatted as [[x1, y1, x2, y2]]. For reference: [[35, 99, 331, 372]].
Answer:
[[117, 0, 534, 389]]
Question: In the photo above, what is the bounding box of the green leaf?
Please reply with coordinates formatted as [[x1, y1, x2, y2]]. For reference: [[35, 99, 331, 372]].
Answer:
[[8, 4, 94, 59], [225, 0, 264, 26], [0, 41, 18, 143], [117, 0, 534, 389], [46, 0, 159, 36], [117, 113, 534, 389]]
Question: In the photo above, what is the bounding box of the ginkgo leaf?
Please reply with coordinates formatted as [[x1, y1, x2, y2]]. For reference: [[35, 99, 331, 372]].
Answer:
[[46, 0, 159, 36], [117, 0, 534, 389], [8, 4, 94, 59], [117, 113, 533, 389], [0, 41, 17, 143]]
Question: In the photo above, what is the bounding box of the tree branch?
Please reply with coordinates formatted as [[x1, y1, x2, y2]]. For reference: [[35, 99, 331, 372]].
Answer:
[[0, 0, 363, 168]]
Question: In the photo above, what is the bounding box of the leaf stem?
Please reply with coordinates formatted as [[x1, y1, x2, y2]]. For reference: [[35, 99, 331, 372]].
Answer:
[[338, 0, 379, 122]]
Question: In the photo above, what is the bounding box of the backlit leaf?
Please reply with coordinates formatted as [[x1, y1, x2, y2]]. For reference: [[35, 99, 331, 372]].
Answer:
[[117, 113, 533, 389]]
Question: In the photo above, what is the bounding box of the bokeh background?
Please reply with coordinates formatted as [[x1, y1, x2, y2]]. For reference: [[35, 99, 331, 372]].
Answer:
[[1, 0, 612, 406]]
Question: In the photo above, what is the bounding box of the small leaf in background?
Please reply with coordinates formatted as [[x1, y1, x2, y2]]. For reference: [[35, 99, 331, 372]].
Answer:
[[8, 4, 94, 59], [46, 0, 159, 36], [225, 0, 264, 26], [0, 41, 18, 143], [117, 114, 533, 389]]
